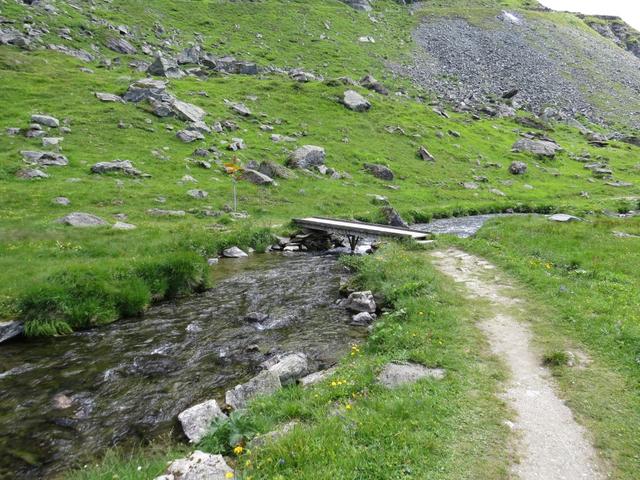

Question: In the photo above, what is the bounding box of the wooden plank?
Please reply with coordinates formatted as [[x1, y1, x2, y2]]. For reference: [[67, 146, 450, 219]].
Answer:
[[293, 217, 428, 240]]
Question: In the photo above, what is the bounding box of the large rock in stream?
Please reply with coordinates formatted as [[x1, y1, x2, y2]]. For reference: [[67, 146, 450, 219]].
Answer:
[[0, 321, 24, 344], [343, 291, 376, 313]]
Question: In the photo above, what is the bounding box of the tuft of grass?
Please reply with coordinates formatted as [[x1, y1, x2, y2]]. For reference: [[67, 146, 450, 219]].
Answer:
[[542, 351, 570, 367]]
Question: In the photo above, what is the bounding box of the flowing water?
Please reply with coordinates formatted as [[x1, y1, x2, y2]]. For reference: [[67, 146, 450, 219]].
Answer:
[[0, 253, 365, 479], [414, 214, 520, 238]]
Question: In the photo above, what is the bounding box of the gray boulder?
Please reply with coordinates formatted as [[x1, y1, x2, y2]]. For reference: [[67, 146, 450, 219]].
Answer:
[[350, 311, 375, 326], [222, 246, 248, 258], [512, 138, 562, 157], [417, 146, 435, 162], [342, 90, 371, 111], [177, 45, 202, 65], [381, 206, 409, 228], [267, 353, 309, 385], [378, 362, 446, 388], [343, 291, 376, 313], [177, 129, 205, 143], [172, 99, 206, 123], [287, 145, 326, 169], [225, 370, 282, 410], [17, 168, 49, 179], [364, 163, 394, 181], [42, 137, 63, 147], [549, 214, 582, 223], [360, 74, 388, 95], [299, 366, 338, 387], [95, 92, 124, 103], [122, 78, 170, 103], [57, 212, 108, 227], [147, 55, 185, 79], [228, 102, 251, 116], [91, 160, 142, 176], [147, 208, 186, 217], [187, 189, 209, 199], [0, 321, 24, 344], [21, 151, 68, 167], [31, 114, 59, 128], [52, 197, 70, 206], [509, 161, 528, 175], [178, 400, 227, 443], [113, 221, 136, 230], [106, 37, 137, 55], [241, 169, 275, 186], [155, 451, 233, 480], [256, 160, 295, 179]]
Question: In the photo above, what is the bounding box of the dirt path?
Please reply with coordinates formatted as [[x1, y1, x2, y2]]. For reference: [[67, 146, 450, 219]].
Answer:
[[431, 248, 605, 480]]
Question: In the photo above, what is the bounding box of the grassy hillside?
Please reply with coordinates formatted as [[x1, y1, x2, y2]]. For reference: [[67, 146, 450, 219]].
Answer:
[[2, 0, 639, 335]]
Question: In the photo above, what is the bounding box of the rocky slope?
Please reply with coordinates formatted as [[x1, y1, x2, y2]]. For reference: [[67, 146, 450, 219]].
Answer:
[[394, 6, 640, 128]]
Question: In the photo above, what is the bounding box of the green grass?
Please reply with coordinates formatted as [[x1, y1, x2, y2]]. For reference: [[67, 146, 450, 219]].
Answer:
[[1, 0, 640, 333], [68, 243, 513, 479], [457, 215, 640, 478]]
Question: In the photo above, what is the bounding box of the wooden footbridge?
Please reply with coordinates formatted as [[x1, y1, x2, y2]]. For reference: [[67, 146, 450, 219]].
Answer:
[[293, 217, 431, 251]]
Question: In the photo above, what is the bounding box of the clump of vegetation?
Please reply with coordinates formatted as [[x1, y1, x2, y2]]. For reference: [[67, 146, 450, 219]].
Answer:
[[198, 412, 258, 455], [19, 252, 208, 336], [542, 351, 570, 367]]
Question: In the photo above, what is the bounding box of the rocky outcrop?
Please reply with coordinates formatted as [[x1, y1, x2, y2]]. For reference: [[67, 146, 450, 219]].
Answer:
[[106, 37, 137, 55], [583, 15, 640, 60], [21, 151, 68, 167], [147, 55, 185, 79], [91, 160, 143, 176], [512, 138, 561, 158]]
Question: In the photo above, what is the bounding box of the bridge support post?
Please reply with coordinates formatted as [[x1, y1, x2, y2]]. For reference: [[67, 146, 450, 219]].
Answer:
[[347, 234, 360, 254]]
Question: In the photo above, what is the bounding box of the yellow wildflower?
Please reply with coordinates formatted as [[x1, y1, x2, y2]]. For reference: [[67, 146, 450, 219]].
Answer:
[[233, 445, 244, 455], [225, 473, 234, 479]]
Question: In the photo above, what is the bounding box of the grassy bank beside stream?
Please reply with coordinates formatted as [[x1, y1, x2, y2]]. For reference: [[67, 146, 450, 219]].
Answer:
[[68, 243, 512, 479]]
